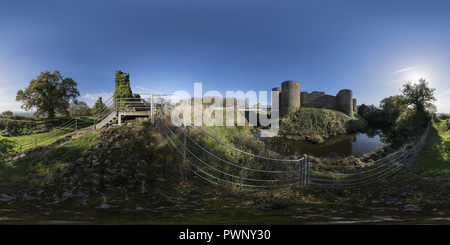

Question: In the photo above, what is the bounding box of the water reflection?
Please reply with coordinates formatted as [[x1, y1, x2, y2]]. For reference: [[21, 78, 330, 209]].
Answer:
[[262, 132, 385, 158]]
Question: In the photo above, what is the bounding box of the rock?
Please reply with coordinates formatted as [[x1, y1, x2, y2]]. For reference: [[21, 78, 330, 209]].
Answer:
[[137, 160, 148, 168], [113, 142, 122, 149], [403, 204, 422, 212], [141, 181, 148, 194], [385, 197, 403, 205], [76, 157, 84, 164], [106, 168, 118, 174], [0, 194, 14, 202]]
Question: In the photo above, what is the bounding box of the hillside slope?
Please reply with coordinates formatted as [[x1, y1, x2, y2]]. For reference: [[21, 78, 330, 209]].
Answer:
[[278, 107, 367, 143]]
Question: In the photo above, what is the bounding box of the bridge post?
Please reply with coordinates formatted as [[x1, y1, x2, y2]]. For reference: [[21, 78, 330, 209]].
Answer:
[[403, 146, 407, 168], [183, 116, 187, 160], [302, 154, 308, 187], [151, 94, 154, 125], [389, 154, 392, 176], [161, 98, 164, 115], [240, 151, 244, 190], [359, 165, 363, 187]]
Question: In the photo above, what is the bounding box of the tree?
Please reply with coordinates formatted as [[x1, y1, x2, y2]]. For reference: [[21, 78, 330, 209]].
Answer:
[[1, 110, 13, 118], [379, 95, 405, 127], [16, 70, 80, 119], [357, 103, 382, 127], [395, 78, 436, 137], [68, 101, 92, 117], [93, 97, 107, 115], [401, 78, 436, 116]]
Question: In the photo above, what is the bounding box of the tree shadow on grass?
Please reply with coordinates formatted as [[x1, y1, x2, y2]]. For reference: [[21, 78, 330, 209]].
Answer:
[[0, 138, 16, 162]]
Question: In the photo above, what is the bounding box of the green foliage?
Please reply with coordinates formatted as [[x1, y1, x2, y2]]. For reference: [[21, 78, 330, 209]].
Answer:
[[93, 97, 107, 115], [437, 113, 450, 120], [114, 70, 133, 108], [0, 138, 15, 162], [395, 108, 431, 138], [68, 101, 92, 117], [16, 70, 80, 119], [358, 78, 436, 147], [358, 104, 382, 126], [401, 78, 436, 115], [1, 110, 14, 118], [278, 107, 365, 143], [179, 123, 292, 187], [0, 118, 48, 137]]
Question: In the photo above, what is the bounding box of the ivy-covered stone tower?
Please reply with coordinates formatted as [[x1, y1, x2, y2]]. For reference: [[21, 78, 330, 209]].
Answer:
[[114, 70, 132, 108]]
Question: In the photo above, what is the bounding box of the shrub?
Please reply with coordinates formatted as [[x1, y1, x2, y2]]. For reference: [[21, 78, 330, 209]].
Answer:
[[1, 110, 13, 118]]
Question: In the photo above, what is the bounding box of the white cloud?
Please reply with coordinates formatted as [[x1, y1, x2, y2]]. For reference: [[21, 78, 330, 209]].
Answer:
[[79, 92, 113, 107], [134, 86, 151, 92], [392, 66, 422, 74], [81, 92, 113, 101]]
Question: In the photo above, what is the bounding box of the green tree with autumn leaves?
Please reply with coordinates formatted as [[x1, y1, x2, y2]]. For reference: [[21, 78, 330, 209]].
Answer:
[[16, 70, 80, 119]]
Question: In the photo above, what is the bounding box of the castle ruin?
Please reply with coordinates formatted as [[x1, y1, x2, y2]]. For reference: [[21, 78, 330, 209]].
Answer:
[[272, 80, 357, 117]]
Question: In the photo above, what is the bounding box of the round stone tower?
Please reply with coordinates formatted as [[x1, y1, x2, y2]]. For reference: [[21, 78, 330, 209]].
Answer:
[[336, 89, 353, 117], [271, 87, 282, 110], [281, 80, 300, 114]]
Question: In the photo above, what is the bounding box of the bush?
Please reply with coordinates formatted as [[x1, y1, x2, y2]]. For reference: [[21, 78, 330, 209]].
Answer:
[[0, 118, 48, 137], [1, 110, 13, 118], [437, 114, 450, 120]]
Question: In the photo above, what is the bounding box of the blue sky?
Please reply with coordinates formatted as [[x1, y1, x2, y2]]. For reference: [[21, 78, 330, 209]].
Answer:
[[1, 0, 450, 113]]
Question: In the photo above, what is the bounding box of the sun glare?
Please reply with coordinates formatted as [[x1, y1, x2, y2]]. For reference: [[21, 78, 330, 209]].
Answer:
[[407, 73, 427, 82]]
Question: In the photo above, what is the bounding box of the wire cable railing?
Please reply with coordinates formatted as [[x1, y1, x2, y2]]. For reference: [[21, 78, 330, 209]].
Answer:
[[18, 117, 81, 151], [155, 98, 430, 189], [308, 122, 430, 188], [156, 102, 308, 189]]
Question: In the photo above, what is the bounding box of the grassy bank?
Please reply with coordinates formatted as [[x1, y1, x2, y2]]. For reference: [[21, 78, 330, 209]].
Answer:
[[416, 118, 450, 177], [1, 118, 450, 224], [0, 132, 97, 192], [0, 117, 95, 154], [278, 107, 367, 143]]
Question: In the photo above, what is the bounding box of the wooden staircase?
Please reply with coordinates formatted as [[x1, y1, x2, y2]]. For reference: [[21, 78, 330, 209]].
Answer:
[[95, 95, 152, 129], [95, 111, 118, 129]]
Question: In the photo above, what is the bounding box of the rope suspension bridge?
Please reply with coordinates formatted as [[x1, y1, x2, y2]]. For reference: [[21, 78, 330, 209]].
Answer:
[[16, 93, 431, 189]]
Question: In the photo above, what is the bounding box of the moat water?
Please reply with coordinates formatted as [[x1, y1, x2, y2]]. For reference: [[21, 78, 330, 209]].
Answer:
[[256, 132, 385, 158]]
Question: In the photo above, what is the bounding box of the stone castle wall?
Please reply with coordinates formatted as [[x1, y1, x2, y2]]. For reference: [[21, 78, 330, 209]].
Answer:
[[273, 80, 356, 117]]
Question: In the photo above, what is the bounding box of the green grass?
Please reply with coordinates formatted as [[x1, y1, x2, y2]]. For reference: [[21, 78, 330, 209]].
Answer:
[[416, 118, 450, 177], [0, 132, 97, 191], [278, 107, 367, 143], [0, 117, 95, 152]]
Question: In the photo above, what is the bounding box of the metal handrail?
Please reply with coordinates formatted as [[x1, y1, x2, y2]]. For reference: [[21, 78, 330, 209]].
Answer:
[[167, 104, 302, 162], [19, 118, 78, 150], [308, 122, 430, 188], [155, 99, 308, 189], [155, 95, 430, 189]]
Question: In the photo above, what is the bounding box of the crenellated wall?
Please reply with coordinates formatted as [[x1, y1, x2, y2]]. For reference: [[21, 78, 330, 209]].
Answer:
[[273, 81, 357, 117]]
